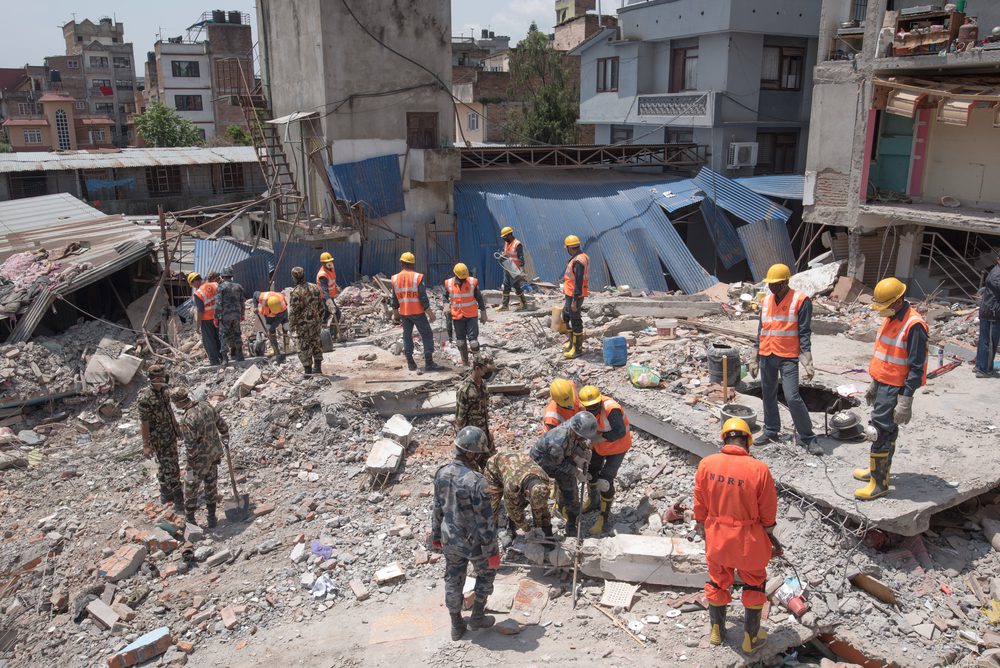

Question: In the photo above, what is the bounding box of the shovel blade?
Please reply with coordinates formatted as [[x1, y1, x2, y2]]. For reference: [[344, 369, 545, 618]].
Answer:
[[224, 493, 250, 521]]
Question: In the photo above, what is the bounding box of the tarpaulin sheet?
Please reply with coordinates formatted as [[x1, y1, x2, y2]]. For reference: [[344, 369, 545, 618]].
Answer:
[[699, 198, 745, 270], [737, 218, 797, 283], [694, 167, 791, 225], [326, 154, 405, 219]]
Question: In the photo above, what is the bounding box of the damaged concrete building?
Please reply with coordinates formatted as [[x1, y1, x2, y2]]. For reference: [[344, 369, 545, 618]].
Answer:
[[804, 0, 1000, 300]]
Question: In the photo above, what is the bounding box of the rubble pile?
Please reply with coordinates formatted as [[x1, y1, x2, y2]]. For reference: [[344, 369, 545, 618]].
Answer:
[[0, 249, 94, 316]]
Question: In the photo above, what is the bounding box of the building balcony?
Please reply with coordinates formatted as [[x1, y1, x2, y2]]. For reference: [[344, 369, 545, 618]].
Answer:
[[637, 91, 714, 123], [89, 87, 114, 97]]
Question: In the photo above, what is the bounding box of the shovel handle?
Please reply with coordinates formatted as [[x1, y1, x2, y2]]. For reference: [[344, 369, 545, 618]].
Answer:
[[222, 438, 241, 501]]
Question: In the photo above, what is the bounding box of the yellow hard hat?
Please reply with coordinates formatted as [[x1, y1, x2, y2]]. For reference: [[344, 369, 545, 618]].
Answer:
[[186, 272, 201, 285], [266, 294, 283, 313], [319, 252, 333, 264], [721, 417, 753, 447], [763, 263, 792, 284], [872, 277, 906, 312], [400, 251, 416, 264], [579, 385, 603, 407], [453, 263, 469, 280], [564, 234, 581, 248], [550, 378, 576, 409], [500, 226, 513, 237]]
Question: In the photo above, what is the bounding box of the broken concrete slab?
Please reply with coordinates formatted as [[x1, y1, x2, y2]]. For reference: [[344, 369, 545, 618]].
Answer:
[[366, 439, 404, 474], [83, 353, 143, 386], [789, 260, 844, 298], [613, 299, 723, 319], [374, 561, 406, 585], [579, 534, 706, 588], [232, 365, 262, 398], [86, 599, 120, 630], [372, 390, 456, 418], [381, 414, 414, 446]]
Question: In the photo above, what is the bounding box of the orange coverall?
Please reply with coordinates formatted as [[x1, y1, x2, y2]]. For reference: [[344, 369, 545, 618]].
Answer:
[[693, 444, 778, 607]]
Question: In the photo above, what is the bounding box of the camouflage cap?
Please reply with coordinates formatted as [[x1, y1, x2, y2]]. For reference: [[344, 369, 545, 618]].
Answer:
[[472, 352, 495, 369], [290, 266, 305, 280], [169, 387, 190, 404], [526, 478, 549, 508], [147, 363, 167, 378]]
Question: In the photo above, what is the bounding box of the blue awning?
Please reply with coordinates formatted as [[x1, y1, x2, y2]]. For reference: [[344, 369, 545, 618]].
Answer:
[[326, 154, 405, 219]]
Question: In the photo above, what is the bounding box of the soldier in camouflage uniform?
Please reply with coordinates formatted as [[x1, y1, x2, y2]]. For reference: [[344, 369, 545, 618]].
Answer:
[[529, 412, 598, 536], [214, 267, 246, 364], [455, 353, 497, 456], [170, 388, 229, 529], [137, 364, 183, 512], [288, 266, 325, 376], [484, 452, 553, 539], [432, 426, 500, 641]]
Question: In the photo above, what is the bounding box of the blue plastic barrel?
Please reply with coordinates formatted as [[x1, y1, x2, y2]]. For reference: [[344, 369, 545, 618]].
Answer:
[[602, 336, 628, 367]]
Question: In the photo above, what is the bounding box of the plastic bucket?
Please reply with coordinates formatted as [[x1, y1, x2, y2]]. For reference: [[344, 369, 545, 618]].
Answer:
[[603, 336, 628, 367], [655, 318, 678, 338], [707, 342, 741, 386], [551, 307, 568, 334]]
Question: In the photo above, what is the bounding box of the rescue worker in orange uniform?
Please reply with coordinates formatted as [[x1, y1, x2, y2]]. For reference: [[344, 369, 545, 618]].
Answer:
[[252, 290, 289, 361], [497, 226, 528, 312], [391, 251, 444, 373], [749, 263, 821, 455], [443, 263, 487, 366], [562, 234, 590, 359], [188, 272, 221, 366], [578, 385, 632, 536], [854, 277, 928, 500], [316, 251, 342, 334], [542, 378, 581, 433], [694, 417, 780, 655]]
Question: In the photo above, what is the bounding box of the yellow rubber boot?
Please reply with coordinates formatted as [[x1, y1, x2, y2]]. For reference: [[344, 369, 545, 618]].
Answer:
[[852, 465, 871, 482], [854, 453, 891, 500], [708, 603, 727, 645], [741, 605, 767, 654], [564, 333, 583, 359], [562, 332, 573, 350], [582, 483, 599, 513], [588, 495, 613, 536]]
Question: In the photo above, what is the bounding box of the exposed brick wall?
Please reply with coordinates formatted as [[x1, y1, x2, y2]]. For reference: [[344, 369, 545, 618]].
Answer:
[[553, 15, 617, 52], [814, 169, 851, 208]]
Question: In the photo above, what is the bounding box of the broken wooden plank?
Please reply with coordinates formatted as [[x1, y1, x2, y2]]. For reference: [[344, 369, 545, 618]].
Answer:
[[675, 318, 756, 342], [486, 383, 530, 396], [848, 571, 898, 606]]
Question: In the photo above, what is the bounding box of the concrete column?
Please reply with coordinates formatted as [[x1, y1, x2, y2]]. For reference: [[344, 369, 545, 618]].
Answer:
[[894, 225, 923, 282], [847, 229, 864, 281]]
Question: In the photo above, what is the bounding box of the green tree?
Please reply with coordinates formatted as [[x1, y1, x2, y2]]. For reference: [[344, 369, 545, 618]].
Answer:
[[133, 101, 202, 147], [224, 124, 252, 146], [504, 30, 579, 145], [0, 143, 11, 154]]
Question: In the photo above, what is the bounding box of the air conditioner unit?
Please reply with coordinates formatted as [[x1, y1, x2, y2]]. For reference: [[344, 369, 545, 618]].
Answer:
[[727, 142, 758, 169]]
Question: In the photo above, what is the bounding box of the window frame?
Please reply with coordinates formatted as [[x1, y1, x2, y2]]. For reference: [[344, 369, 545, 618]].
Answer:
[[670, 48, 699, 93], [91, 78, 112, 88], [761, 46, 804, 92], [88, 56, 110, 69], [596, 57, 620, 93], [467, 111, 480, 131], [171, 60, 201, 78], [67, 59, 79, 69], [220, 164, 245, 193], [174, 95, 204, 112], [112, 56, 131, 68], [94, 102, 115, 113], [145, 166, 182, 196], [23, 129, 43, 144], [16, 103, 37, 116], [89, 129, 107, 143]]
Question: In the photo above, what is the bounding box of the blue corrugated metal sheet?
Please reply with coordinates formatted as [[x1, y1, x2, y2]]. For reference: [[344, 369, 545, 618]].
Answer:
[[694, 167, 791, 224], [326, 155, 405, 219], [700, 199, 746, 270], [230, 254, 272, 294], [271, 241, 361, 291], [659, 179, 705, 213], [454, 181, 717, 294], [737, 219, 797, 283], [734, 175, 805, 200], [193, 239, 274, 277], [362, 237, 412, 278]]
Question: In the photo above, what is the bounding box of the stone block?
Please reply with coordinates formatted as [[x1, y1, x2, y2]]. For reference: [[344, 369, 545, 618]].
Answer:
[[253, 503, 275, 517], [144, 527, 179, 553], [349, 578, 370, 601], [381, 414, 414, 446], [232, 365, 262, 397], [206, 549, 231, 567], [366, 439, 404, 474], [98, 545, 147, 583], [374, 561, 406, 585], [290, 542, 307, 563], [105, 626, 171, 668], [579, 534, 706, 588], [87, 599, 120, 630], [220, 606, 238, 629], [183, 523, 204, 543]]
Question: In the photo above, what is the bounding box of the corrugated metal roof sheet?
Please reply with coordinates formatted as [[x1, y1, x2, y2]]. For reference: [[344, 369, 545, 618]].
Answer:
[[271, 241, 360, 291], [699, 198, 746, 270], [0, 146, 258, 174], [326, 155, 405, 219], [230, 255, 272, 295], [362, 238, 412, 279], [737, 218, 797, 283], [694, 167, 791, 225], [659, 180, 706, 213], [734, 175, 805, 200], [454, 180, 717, 294], [0, 193, 108, 235]]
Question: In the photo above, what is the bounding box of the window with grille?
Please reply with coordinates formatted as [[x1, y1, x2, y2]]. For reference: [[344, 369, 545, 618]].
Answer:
[[113, 56, 131, 68], [175, 95, 203, 111], [611, 125, 633, 143], [89, 56, 109, 68], [145, 166, 182, 195], [95, 103, 114, 113], [55, 109, 71, 150], [89, 129, 106, 143], [220, 164, 245, 193], [852, 0, 868, 22], [761, 47, 804, 91], [16, 103, 37, 115], [92, 78, 111, 88], [23, 129, 42, 144], [596, 57, 619, 93], [115, 79, 133, 89], [171, 61, 200, 77], [75, 101, 87, 110], [67, 59, 79, 69], [467, 111, 479, 131]]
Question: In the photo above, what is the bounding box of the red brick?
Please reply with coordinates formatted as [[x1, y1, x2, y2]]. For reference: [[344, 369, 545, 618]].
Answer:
[[253, 503, 275, 517], [98, 545, 147, 583], [220, 606, 238, 629], [397, 489, 411, 498], [105, 626, 171, 668], [183, 606, 199, 621], [50, 590, 68, 613], [175, 641, 194, 653], [160, 564, 179, 579]]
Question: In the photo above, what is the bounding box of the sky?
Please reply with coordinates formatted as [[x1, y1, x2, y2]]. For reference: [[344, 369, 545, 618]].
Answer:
[[0, 0, 557, 76]]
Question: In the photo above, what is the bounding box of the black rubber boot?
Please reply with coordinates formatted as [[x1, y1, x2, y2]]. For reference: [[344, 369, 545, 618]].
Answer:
[[468, 598, 495, 629], [742, 605, 767, 653], [497, 293, 510, 312], [302, 361, 312, 378], [159, 485, 172, 504], [313, 358, 324, 375], [515, 295, 528, 311], [172, 488, 185, 514], [564, 512, 579, 538], [458, 344, 469, 366], [709, 603, 727, 645], [185, 510, 197, 525], [450, 612, 467, 640], [206, 504, 218, 529], [405, 354, 418, 371], [425, 358, 445, 372], [542, 524, 553, 539]]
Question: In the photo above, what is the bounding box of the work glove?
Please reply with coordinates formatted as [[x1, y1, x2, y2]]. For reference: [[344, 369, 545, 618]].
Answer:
[[864, 380, 877, 407], [431, 539, 442, 550], [695, 522, 705, 539], [391, 308, 400, 324], [800, 352, 814, 383], [894, 395, 914, 425], [748, 350, 759, 379], [427, 309, 437, 324], [487, 554, 501, 570], [575, 468, 589, 483], [479, 311, 488, 324], [768, 532, 784, 558]]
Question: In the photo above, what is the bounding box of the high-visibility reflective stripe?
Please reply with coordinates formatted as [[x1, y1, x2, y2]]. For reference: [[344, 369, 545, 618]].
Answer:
[[869, 306, 928, 387], [316, 266, 338, 298], [874, 351, 908, 365], [760, 331, 798, 337], [392, 271, 424, 316], [505, 239, 523, 268], [194, 283, 217, 320], [759, 290, 803, 357], [446, 277, 478, 319], [543, 411, 564, 422]]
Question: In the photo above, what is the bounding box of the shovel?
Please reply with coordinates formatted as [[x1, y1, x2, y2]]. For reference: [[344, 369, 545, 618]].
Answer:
[[219, 434, 250, 521]]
